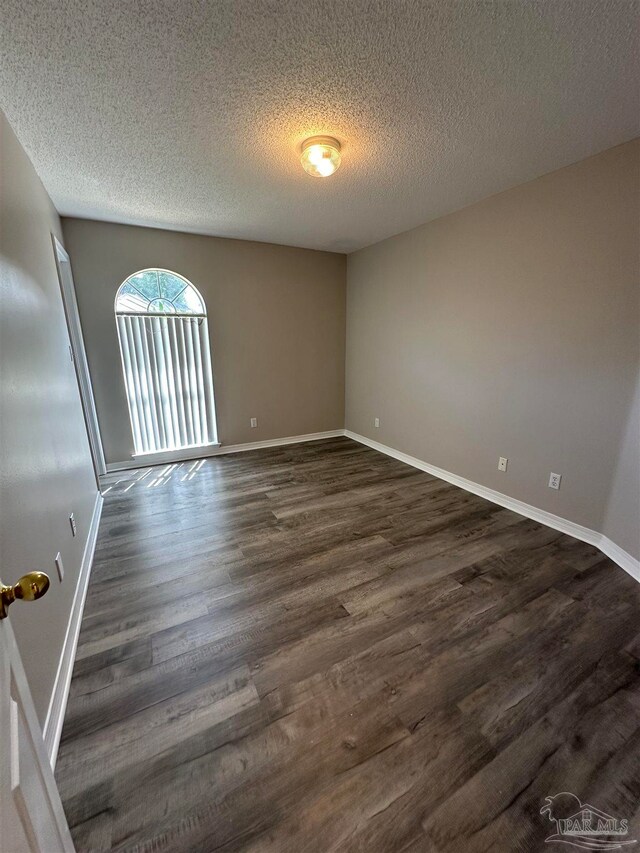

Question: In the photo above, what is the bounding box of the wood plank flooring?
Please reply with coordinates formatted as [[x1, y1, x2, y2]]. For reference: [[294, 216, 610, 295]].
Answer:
[[55, 437, 640, 852]]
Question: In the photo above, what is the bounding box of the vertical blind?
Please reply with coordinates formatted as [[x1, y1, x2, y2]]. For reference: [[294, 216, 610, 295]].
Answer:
[[116, 314, 217, 455]]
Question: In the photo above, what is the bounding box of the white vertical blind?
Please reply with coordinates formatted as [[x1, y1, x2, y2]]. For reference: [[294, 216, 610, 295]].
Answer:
[[116, 315, 218, 455]]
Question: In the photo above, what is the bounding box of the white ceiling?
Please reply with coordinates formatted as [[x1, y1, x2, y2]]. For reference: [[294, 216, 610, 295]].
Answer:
[[1, 1, 638, 253]]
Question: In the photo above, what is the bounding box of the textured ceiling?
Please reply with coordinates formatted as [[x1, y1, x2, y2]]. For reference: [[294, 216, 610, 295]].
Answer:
[[1, 1, 638, 252]]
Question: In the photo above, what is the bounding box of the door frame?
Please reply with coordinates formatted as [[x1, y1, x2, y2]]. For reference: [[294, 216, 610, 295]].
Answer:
[[1, 616, 75, 851], [52, 235, 107, 479]]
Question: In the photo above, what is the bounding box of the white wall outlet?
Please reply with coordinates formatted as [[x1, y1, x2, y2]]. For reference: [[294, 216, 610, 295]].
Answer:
[[69, 512, 77, 537], [549, 472, 562, 490], [250, 418, 257, 428], [498, 457, 508, 472], [55, 552, 64, 582], [374, 417, 380, 428]]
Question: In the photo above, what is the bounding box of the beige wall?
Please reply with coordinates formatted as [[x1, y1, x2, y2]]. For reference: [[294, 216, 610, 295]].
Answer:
[[346, 140, 640, 558], [62, 220, 346, 466], [0, 112, 98, 723]]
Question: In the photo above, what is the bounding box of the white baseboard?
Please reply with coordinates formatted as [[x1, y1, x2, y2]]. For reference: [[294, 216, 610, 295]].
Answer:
[[345, 430, 640, 583], [43, 490, 103, 766], [597, 535, 640, 582], [106, 430, 346, 472]]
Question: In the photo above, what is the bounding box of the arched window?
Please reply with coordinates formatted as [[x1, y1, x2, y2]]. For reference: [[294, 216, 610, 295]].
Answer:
[[115, 269, 218, 456], [115, 268, 205, 315]]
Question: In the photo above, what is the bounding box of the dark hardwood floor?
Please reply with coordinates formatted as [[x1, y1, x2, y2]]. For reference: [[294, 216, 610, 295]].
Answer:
[[55, 437, 640, 852]]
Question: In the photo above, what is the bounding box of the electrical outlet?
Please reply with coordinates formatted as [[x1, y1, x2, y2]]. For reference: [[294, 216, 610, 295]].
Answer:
[[548, 472, 562, 490], [374, 417, 380, 428], [55, 552, 64, 582], [498, 457, 508, 472], [69, 513, 77, 537], [250, 417, 257, 428]]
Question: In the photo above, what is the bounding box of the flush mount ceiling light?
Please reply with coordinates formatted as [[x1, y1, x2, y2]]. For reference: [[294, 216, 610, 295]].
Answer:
[[300, 136, 341, 178]]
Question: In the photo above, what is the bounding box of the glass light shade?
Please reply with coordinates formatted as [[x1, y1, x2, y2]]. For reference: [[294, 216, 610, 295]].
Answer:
[[300, 136, 341, 178]]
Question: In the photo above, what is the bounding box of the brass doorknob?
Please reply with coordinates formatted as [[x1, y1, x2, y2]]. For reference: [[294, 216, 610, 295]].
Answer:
[[0, 572, 50, 620]]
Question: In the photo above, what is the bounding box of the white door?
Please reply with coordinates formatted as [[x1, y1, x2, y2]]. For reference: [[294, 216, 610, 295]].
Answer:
[[52, 236, 107, 480], [0, 581, 74, 853]]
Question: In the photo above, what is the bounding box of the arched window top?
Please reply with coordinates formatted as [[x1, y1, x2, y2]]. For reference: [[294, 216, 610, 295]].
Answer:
[[115, 269, 205, 316]]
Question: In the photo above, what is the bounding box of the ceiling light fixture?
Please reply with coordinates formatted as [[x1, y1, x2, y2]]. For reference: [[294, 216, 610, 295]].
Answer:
[[300, 136, 341, 178]]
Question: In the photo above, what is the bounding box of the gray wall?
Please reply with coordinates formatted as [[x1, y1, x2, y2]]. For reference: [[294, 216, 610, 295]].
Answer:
[[62, 219, 347, 466], [346, 140, 640, 558], [0, 112, 98, 723], [603, 371, 640, 558]]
